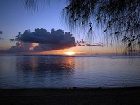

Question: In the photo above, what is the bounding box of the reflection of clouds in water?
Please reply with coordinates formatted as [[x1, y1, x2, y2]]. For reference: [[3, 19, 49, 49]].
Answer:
[[16, 56, 75, 75], [15, 56, 75, 87], [0, 56, 17, 74]]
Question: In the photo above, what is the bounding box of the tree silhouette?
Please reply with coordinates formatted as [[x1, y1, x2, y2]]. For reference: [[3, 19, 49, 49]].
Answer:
[[24, 0, 140, 54]]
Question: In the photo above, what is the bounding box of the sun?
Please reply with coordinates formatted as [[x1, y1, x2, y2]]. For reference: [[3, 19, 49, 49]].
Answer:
[[64, 51, 76, 56]]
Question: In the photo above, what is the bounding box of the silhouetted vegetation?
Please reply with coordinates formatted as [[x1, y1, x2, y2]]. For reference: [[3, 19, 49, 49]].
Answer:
[[63, 0, 140, 54], [24, 0, 140, 54]]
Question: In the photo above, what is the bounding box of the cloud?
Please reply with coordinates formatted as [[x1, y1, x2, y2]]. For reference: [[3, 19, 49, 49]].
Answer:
[[13, 28, 75, 51], [17, 28, 75, 44], [0, 31, 2, 34], [0, 31, 3, 40]]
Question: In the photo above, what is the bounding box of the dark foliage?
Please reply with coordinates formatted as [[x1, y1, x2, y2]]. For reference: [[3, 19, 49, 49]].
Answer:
[[63, 0, 140, 54], [24, 0, 140, 54]]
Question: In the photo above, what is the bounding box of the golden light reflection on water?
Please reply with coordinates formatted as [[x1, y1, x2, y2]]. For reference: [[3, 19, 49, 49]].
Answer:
[[16, 56, 75, 72], [30, 57, 39, 71]]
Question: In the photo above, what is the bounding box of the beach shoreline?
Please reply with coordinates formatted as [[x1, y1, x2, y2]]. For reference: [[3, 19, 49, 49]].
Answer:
[[1, 87, 140, 105]]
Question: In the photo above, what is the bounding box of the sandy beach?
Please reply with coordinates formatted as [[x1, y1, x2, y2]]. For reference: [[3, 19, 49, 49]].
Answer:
[[0, 87, 140, 105]]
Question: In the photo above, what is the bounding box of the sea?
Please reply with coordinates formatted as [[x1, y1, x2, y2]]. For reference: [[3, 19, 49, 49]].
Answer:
[[0, 55, 140, 88]]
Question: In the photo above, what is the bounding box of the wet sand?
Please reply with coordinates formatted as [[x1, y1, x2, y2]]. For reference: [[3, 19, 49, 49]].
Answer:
[[0, 87, 140, 105]]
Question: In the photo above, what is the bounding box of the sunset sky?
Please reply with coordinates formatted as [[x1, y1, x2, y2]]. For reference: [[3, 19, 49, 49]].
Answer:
[[0, 0, 122, 54]]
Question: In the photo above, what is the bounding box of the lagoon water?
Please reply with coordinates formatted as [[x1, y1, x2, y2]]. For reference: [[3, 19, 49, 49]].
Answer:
[[0, 55, 140, 88]]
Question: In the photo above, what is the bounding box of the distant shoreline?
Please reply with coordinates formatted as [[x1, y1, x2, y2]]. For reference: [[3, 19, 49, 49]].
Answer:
[[0, 53, 140, 57]]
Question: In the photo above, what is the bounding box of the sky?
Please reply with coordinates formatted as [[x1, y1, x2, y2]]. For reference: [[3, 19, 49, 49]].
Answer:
[[0, 0, 69, 49], [0, 0, 122, 54]]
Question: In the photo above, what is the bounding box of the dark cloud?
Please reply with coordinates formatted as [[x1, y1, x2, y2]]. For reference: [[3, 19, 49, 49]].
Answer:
[[0, 31, 3, 40], [10, 28, 75, 52], [16, 28, 75, 45], [0, 31, 2, 34]]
